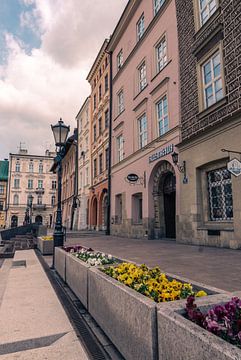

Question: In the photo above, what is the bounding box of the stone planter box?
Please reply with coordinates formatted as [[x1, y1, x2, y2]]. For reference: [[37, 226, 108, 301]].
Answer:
[[87, 267, 225, 360], [37, 237, 53, 255], [54, 247, 66, 281], [157, 293, 240, 360], [66, 254, 90, 309]]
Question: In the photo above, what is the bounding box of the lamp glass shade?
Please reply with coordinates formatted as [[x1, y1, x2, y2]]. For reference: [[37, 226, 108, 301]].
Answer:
[[51, 118, 70, 146], [171, 151, 179, 165]]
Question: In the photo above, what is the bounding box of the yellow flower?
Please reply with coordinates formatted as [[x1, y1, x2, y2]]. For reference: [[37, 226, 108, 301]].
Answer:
[[196, 290, 207, 297]]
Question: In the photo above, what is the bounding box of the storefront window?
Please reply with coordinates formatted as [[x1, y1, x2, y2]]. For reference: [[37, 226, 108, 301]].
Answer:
[[207, 167, 233, 221]]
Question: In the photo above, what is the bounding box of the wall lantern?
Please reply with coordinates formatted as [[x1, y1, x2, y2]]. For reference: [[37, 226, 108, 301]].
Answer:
[[171, 152, 188, 184]]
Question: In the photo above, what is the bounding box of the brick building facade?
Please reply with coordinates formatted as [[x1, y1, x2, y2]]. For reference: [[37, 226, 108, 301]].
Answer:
[[176, 0, 241, 248]]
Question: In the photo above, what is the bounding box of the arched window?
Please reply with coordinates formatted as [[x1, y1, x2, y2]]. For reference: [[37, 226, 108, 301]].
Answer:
[[39, 163, 43, 174], [13, 194, 19, 205], [51, 195, 55, 206], [37, 195, 42, 205], [15, 162, 20, 172], [29, 162, 34, 172]]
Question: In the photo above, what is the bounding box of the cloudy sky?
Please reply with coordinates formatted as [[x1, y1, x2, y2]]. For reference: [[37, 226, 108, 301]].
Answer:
[[0, 0, 127, 158]]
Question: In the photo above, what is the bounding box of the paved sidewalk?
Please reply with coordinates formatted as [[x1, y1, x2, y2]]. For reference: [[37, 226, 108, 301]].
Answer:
[[0, 250, 89, 360], [65, 235, 241, 292]]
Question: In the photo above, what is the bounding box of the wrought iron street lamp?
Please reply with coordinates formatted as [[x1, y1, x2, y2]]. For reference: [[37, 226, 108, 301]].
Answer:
[[171, 151, 188, 184], [51, 118, 70, 251]]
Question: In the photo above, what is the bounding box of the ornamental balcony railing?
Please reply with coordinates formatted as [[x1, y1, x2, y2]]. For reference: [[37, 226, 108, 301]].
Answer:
[[32, 204, 46, 210], [35, 188, 44, 194]]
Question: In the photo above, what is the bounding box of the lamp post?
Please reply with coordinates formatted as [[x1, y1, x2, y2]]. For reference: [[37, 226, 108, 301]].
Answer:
[[28, 194, 33, 224], [51, 118, 70, 253]]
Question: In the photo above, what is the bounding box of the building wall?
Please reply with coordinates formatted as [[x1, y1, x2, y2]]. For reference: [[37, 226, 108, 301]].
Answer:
[[0, 180, 8, 228], [109, 0, 181, 238], [6, 150, 57, 228], [87, 40, 110, 231], [76, 96, 91, 230], [176, 0, 241, 248]]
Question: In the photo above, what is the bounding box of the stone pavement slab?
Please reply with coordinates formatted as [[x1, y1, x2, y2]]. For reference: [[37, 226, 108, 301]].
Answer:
[[0, 250, 89, 359], [65, 235, 241, 292]]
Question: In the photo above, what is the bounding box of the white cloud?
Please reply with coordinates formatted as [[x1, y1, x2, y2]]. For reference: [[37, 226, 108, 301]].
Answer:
[[0, 0, 128, 158]]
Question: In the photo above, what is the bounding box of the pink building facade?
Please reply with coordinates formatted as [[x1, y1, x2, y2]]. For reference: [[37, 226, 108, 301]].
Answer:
[[107, 0, 181, 239]]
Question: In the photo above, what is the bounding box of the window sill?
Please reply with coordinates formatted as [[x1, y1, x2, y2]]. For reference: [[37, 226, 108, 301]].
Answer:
[[198, 96, 227, 120], [197, 222, 233, 232], [133, 84, 148, 101], [150, 60, 172, 83], [194, 7, 221, 41], [113, 109, 125, 122]]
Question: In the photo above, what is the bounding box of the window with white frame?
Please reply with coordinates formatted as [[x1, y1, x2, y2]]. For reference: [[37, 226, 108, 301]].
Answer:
[[14, 178, 20, 189], [0, 185, 4, 194], [207, 167, 233, 221], [52, 180, 57, 189], [138, 62, 147, 91], [51, 195, 55, 206], [156, 95, 169, 136], [154, 0, 165, 15], [13, 194, 19, 205], [28, 179, 33, 189], [117, 49, 123, 70], [117, 135, 124, 162], [37, 195, 42, 205], [15, 162, 20, 172], [38, 180, 43, 189], [39, 163, 43, 173], [199, 0, 217, 26], [156, 37, 167, 73], [29, 162, 33, 172], [117, 90, 124, 114], [138, 113, 148, 149], [202, 50, 223, 109], [137, 14, 145, 41]]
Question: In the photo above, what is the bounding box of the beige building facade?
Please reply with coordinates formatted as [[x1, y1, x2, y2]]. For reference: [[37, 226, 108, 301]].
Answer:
[[6, 149, 57, 228]]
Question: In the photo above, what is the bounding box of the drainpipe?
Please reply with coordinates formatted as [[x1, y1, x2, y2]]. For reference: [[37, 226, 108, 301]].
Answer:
[[70, 129, 78, 230], [106, 50, 113, 236]]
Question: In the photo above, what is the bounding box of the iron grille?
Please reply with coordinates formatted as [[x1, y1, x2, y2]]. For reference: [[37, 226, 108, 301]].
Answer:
[[207, 167, 233, 221]]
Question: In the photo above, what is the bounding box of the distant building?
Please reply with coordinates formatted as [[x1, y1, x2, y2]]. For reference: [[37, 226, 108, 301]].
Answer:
[[6, 148, 57, 228], [87, 40, 110, 231], [76, 96, 91, 230], [0, 159, 9, 228]]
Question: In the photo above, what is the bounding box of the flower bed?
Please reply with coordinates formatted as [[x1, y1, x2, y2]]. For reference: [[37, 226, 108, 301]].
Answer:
[[62, 244, 93, 253], [74, 249, 116, 266], [186, 295, 241, 349], [102, 262, 207, 303]]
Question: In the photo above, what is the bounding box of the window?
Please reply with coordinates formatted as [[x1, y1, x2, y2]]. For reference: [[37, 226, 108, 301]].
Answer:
[[138, 62, 147, 91], [93, 159, 97, 178], [52, 180, 57, 189], [202, 51, 223, 109], [99, 85, 102, 101], [39, 163, 43, 173], [115, 194, 122, 224], [15, 162, 20, 172], [0, 185, 4, 194], [105, 109, 109, 129], [86, 167, 89, 185], [29, 162, 33, 172], [99, 67, 102, 77], [138, 114, 148, 149], [51, 195, 55, 206], [27, 195, 33, 206], [199, 0, 217, 26], [117, 135, 124, 162], [28, 179, 33, 189], [156, 37, 167, 73], [137, 14, 145, 41], [117, 90, 124, 114], [14, 178, 20, 189], [93, 124, 97, 141], [0, 201, 3, 211], [105, 148, 109, 170], [105, 74, 108, 92], [132, 193, 143, 224], [154, 0, 165, 15], [94, 94, 97, 110], [117, 49, 123, 70], [156, 95, 169, 136], [99, 153, 103, 174], [98, 117, 102, 136], [37, 195, 42, 205], [105, 57, 108, 68], [38, 180, 43, 189], [13, 194, 19, 205], [208, 168, 233, 221]]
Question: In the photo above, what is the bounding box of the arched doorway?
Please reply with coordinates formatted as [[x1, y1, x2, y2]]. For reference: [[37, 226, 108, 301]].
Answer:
[[11, 215, 18, 228], [35, 215, 43, 224], [92, 197, 97, 229], [152, 161, 176, 239]]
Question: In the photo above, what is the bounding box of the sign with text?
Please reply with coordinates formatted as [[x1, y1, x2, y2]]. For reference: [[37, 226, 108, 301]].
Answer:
[[227, 158, 241, 177], [149, 144, 174, 163], [126, 174, 139, 182]]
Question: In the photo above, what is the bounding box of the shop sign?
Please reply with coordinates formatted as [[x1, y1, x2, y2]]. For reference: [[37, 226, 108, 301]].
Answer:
[[227, 158, 241, 177], [149, 144, 174, 163], [127, 173, 139, 182]]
